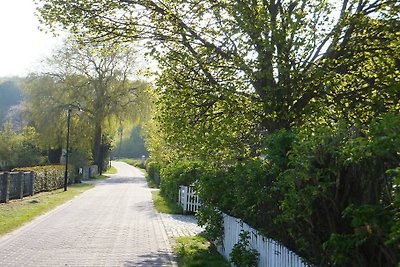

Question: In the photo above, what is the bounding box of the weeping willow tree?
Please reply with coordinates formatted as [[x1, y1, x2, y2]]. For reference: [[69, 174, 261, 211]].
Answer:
[[24, 38, 151, 171]]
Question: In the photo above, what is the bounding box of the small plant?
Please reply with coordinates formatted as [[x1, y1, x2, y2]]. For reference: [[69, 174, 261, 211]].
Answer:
[[230, 231, 259, 267], [197, 204, 224, 244], [173, 235, 230, 267], [151, 190, 183, 214]]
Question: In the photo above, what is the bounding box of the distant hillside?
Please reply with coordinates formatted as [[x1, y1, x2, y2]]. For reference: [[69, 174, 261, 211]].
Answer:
[[0, 80, 24, 124]]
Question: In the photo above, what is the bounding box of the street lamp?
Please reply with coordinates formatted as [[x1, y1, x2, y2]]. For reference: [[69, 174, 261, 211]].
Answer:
[[64, 105, 72, 191], [64, 104, 82, 191]]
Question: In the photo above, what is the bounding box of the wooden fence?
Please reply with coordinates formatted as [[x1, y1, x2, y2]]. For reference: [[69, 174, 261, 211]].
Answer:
[[0, 171, 34, 203], [178, 185, 313, 266], [178, 185, 201, 213]]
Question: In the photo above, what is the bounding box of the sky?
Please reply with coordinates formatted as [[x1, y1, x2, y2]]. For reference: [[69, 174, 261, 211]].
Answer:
[[0, 0, 63, 77]]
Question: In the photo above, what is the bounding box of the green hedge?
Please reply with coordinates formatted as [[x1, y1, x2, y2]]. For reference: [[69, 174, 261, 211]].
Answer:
[[160, 161, 206, 203], [13, 165, 74, 193], [146, 160, 163, 187], [196, 114, 400, 266]]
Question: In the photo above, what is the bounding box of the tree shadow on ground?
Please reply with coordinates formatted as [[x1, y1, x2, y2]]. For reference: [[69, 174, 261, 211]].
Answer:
[[123, 250, 176, 266]]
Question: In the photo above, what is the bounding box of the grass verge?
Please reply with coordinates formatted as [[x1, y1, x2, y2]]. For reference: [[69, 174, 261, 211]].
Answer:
[[146, 176, 158, 188], [92, 166, 117, 180], [105, 166, 117, 174], [173, 235, 230, 267], [151, 190, 183, 214], [0, 183, 94, 236], [118, 158, 145, 169]]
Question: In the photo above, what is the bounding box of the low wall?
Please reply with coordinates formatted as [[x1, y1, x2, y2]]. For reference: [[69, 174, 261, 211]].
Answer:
[[80, 165, 99, 180], [0, 172, 34, 203]]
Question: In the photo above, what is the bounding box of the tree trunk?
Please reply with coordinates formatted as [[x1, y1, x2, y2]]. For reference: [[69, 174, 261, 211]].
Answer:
[[93, 123, 102, 174]]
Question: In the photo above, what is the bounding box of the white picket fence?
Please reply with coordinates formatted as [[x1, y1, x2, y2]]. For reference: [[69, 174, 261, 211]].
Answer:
[[178, 185, 313, 266], [178, 185, 201, 213], [218, 213, 313, 267]]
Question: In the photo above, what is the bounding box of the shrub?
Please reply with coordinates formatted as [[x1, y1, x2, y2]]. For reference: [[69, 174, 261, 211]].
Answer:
[[196, 113, 400, 266], [160, 160, 206, 203], [13, 165, 74, 193], [146, 160, 163, 187], [230, 231, 259, 267]]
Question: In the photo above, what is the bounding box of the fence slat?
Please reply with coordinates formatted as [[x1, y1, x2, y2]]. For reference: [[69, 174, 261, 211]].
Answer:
[[178, 185, 201, 213], [177, 185, 314, 267], [219, 213, 313, 267]]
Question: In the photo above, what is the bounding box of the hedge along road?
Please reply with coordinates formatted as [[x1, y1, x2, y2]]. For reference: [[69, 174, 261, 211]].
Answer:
[[0, 161, 176, 267]]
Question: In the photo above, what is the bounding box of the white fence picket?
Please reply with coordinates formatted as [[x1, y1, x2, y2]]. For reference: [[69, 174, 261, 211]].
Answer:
[[217, 213, 313, 267], [177, 185, 313, 266], [178, 185, 201, 213]]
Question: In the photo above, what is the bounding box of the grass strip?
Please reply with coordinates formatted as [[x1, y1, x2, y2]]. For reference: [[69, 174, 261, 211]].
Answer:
[[151, 190, 183, 214], [92, 166, 118, 180], [104, 166, 117, 174], [173, 235, 230, 267], [0, 183, 94, 236], [118, 158, 144, 168]]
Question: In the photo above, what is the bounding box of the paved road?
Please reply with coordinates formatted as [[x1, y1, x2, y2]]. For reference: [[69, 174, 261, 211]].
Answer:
[[0, 161, 176, 267]]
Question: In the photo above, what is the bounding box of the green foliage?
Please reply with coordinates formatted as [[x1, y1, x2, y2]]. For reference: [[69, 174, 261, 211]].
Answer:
[[324, 204, 395, 266], [112, 126, 149, 159], [160, 161, 205, 203], [35, 1, 400, 266], [387, 167, 400, 247], [36, 0, 399, 164], [195, 113, 400, 266], [145, 160, 163, 187], [230, 231, 259, 267], [23, 39, 152, 172], [120, 158, 145, 169], [0, 125, 46, 170], [275, 114, 400, 266], [151, 190, 183, 214], [173, 235, 230, 267], [196, 205, 224, 244]]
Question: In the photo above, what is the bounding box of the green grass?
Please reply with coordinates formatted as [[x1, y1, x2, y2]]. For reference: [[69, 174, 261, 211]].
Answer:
[[151, 190, 183, 214], [104, 166, 117, 174], [118, 158, 145, 168], [173, 235, 230, 267], [0, 183, 94, 236], [91, 166, 117, 180], [92, 174, 109, 179]]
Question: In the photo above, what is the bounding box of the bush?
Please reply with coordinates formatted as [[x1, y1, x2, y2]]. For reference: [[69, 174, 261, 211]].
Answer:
[[13, 165, 74, 193], [196, 113, 400, 266], [160, 160, 206, 203], [146, 160, 163, 186], [120, 158, 145, 169], [230, 231, 259, 267]]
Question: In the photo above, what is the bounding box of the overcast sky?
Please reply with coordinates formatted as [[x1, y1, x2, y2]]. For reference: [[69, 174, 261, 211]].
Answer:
[[0, 0, 63, 77]]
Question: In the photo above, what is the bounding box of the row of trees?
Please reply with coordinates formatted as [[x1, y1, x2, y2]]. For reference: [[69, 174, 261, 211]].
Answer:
[[34, 0, 399, 266]]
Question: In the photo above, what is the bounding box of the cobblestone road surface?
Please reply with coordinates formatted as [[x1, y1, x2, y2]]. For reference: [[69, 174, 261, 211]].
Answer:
[[0, 161, 181, 267]]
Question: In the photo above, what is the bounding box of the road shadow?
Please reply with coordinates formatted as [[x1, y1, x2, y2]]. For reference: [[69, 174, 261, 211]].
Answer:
[[123, 250, 176, 266], [104, 176, 146, 184]]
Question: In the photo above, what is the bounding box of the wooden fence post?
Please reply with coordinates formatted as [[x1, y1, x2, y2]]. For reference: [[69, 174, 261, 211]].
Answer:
[[18, 171, 24, 199], [30, 171, 35, 196], [4, 171, 10, 203]]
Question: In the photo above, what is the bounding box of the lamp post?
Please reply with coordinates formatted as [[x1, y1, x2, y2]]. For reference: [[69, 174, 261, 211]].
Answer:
[[64, 105, 72, 191]]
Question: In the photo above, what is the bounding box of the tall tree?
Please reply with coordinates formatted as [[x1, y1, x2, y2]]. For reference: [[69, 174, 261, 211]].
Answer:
[[36, 0, 400, 160], [25, 39, 150, 171]]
